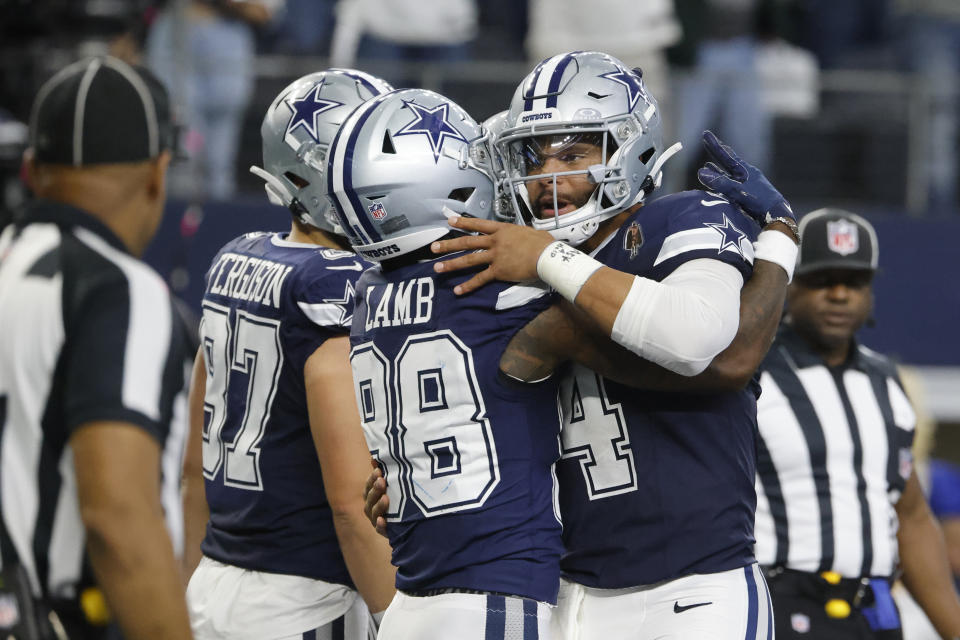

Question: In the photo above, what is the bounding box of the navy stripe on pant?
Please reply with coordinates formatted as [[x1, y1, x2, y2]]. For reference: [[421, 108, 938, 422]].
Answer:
[[485, 595, 506, 640], [744, 566, 759, 640]]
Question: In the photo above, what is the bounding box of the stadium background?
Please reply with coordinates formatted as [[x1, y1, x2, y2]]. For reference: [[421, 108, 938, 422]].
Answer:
[[0, 1, 957, 635]]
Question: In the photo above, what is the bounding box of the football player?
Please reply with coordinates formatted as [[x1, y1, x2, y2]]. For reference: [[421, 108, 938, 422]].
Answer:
[[329, 70, 793, 635], [182, 69, 397, 640], [423, 51, 801, 639]]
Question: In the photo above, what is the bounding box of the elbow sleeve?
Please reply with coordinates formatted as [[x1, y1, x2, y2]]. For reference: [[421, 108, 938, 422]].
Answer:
[[610, 259, 743, 376]]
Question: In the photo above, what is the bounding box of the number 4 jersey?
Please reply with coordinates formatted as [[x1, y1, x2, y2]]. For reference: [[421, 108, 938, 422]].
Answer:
[[349, 256, 564, 604], [557, 191, 762, 589], [198, 231, 370, 585]]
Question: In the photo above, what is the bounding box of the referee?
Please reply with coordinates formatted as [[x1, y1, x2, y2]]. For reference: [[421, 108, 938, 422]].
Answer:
[[754, 208, 960, 639], [0, 57, 192, 638]]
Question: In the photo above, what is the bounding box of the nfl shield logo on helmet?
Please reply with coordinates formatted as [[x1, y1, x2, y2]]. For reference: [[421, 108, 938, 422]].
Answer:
[[827, 219, 859, 256], [369, 202, 387, 220]]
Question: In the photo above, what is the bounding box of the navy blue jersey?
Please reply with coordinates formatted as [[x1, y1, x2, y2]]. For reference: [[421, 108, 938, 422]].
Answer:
[[198, 232, 371, 584], [557, 191, 761, 588], [350, 256, 564, 604]]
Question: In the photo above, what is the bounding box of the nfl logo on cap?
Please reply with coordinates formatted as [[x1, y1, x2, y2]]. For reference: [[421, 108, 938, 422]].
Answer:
[[827, 219, 859, 256], [369, 202, 387, 220]]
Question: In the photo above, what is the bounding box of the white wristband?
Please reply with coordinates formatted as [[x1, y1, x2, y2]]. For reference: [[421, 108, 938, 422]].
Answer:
[[753, 229, 799, 283], [536, 241, 604, 302]]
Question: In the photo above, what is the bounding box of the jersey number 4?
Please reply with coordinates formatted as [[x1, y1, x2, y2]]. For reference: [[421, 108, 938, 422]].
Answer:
[[561, 366, 638, 499], [200, 303, 282, 491], [351, 330, 500, 520]]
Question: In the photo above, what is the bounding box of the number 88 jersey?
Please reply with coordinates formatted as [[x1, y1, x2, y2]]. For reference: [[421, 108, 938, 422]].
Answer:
[[350, 257, 565, 605], [198, 232, 368, 585]]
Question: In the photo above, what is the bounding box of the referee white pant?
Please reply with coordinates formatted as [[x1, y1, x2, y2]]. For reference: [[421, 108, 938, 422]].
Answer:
[[554, 563, 774, 640]]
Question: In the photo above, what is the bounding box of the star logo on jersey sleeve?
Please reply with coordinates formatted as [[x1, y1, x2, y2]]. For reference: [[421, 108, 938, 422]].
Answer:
[[599, 65, 648, 111], [298, 278, 356, 328], [394, 101, 468, 162], [284, 80, 345, 143], [322, 279, 356, 327], [705, 214, 749, 258]]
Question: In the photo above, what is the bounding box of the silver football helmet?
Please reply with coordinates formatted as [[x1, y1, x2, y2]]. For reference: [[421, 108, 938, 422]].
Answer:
[[250, 69, 393, 235], [479, 110, 514, 222], [498, 51, 681, 246], [326, 88, 494, 262]]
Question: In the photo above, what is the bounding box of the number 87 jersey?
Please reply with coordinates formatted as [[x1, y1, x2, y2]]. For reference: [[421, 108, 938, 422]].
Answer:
[[349, 259, 565, 605], [198, 232, 369, 585]]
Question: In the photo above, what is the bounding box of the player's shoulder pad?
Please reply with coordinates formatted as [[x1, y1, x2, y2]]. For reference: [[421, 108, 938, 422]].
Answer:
[[647, 190, 757, 267], [293, 250, 373, 330]]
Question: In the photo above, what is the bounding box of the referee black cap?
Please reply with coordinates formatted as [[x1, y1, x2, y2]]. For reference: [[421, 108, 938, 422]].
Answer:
[[796, 208, 879, 276], [29, 56, 173, 166]]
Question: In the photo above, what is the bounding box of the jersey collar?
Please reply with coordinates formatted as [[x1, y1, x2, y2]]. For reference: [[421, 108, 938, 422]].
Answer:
[[20, 199, 130, 254], [779, 324, 865, 371]]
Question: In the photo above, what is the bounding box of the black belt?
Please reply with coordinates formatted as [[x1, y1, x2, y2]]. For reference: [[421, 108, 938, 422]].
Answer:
[[764, 566, 875, 609]]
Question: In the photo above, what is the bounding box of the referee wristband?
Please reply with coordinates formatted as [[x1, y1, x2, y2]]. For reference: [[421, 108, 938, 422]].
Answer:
[[754, 230, 799, 283], [536, 241, 604, 302]]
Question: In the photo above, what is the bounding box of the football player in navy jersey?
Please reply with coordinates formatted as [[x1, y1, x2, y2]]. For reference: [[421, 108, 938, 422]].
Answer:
[[326, 83, 796, 639], [182, 70, 397, 640], [417, 51, 805, 639]]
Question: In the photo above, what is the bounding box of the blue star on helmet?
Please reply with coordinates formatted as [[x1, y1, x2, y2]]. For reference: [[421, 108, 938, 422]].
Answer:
[[394, 101, 468, 163], [284, 80, 344, 143], [599, 65, 648, 111], [705, 214, 748, 258]]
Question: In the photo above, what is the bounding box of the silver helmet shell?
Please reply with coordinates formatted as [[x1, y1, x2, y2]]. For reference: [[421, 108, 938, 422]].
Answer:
[[251, 69, 393, 235], [498, 51, 680, 246], [326, 88, 494, 262], [479, 110, 514, 222]]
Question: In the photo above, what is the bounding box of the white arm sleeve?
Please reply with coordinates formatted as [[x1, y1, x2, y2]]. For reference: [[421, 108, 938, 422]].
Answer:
[[610, 258, 744, 376]]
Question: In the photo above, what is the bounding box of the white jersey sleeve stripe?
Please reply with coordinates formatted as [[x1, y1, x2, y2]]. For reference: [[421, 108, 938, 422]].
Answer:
[[495, 283, 550, 311], [653, 227, 755, 266], [887, 377, 916, 432], [298, 301, 350, 328], [75, 228, 172, 422], [46, 449, 85, 594]]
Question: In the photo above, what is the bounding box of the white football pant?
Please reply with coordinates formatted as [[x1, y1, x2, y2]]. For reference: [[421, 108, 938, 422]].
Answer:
[[554, 563, 774, 640], [376, 591, 553, 640]]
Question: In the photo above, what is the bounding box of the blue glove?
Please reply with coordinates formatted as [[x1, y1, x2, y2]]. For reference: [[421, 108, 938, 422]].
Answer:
[[697, 130, 795, 227]]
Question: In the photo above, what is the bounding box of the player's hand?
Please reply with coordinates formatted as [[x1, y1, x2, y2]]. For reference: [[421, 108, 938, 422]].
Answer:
[[431, 216, 555, 295], [362, 458, 389, 538], [697, 130, 796, 227]]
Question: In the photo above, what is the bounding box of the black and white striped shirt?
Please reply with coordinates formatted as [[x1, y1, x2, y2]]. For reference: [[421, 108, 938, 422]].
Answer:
[[754, 326, 916, 579], [0, 200, 186, 600]]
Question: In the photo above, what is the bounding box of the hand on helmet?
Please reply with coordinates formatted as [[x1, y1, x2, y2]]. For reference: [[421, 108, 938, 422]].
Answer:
[[697, 130, 795, 227]]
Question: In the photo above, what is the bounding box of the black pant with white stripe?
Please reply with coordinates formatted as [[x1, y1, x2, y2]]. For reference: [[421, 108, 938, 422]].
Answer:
[[766, 570, 902, 640]]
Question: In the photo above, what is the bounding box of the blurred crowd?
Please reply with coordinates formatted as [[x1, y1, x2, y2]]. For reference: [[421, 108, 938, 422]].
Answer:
[[1, 0, 959, 217]]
